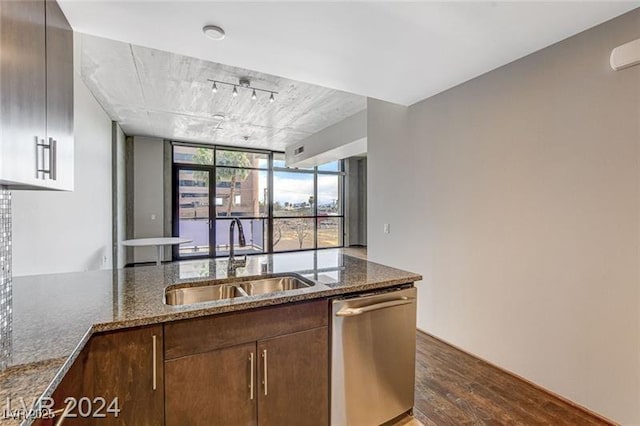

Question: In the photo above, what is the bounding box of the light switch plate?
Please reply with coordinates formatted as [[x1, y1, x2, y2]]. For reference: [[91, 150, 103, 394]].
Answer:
[[384, 223, 390, 234]]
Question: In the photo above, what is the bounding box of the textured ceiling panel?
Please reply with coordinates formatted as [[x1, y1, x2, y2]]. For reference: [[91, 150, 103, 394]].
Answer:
[[80, 34, 366, 150]]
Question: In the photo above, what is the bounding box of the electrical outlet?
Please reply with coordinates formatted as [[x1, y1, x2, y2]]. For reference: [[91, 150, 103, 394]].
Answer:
[[151, 214, 156, 220], [384, 223, 390, 234]]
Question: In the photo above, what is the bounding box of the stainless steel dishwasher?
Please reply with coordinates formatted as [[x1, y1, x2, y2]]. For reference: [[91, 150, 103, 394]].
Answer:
[[331, 286, 417, 425]]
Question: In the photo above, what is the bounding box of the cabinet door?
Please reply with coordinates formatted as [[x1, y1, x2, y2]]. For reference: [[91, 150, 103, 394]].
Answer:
[[45, 0, 74, 190], [258, 327, 328, 426], [0, 0, 47, 188], [33, 326, 163, 425], [165, 342, 257, 426], [54, 326, 164, 425]]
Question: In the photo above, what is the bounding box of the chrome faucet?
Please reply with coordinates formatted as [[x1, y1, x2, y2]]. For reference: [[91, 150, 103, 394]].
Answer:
[[228, 218, 247, 275]]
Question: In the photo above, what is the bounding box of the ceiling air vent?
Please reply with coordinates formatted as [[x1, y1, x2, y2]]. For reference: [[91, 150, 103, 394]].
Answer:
[[294, 146, 305, 156]]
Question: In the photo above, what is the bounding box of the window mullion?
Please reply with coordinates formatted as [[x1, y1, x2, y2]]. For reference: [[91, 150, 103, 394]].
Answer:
[[268, 152, 274, 253], [314, 167, 318, 250]]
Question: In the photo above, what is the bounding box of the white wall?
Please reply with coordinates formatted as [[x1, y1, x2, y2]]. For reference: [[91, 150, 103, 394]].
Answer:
[[368, 9, 640, 424], [132, 136, 165, 263], [12, 74, 113, 276]]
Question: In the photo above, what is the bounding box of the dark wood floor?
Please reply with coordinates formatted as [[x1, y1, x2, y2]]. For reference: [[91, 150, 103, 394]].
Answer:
[[413, 332, 613, 425]]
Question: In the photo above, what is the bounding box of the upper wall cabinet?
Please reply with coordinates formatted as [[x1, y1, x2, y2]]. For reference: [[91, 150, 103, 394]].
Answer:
[[0, 0, 74, 191]]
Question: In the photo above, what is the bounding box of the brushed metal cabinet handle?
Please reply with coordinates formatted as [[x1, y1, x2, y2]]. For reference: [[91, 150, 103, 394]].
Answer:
[[262, 349, 268, 396], [36, 138, 52, 180], [249, 352, 255, 400], [41, 139, 50, 180], [49, 137, 57, 180], [152, 335, 157, 391]]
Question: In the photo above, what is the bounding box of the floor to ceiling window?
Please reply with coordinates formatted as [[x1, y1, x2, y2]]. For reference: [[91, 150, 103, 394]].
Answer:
[[272, 153, 343, 252], [172, 144, 344, 259]]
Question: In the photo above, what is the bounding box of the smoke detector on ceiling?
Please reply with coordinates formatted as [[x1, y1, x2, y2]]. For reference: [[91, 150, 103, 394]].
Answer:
[[203, 25, 225, 41]]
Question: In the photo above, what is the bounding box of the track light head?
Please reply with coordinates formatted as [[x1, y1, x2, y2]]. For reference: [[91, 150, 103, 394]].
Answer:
[[207, 78, 277, 102]]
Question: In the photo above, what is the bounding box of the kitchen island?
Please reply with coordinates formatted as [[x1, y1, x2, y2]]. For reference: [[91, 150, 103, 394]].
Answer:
[[0, 249, 421, 425]]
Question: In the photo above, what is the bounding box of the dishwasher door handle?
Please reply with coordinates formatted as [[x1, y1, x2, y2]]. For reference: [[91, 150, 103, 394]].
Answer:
[[335, 297, 415, 317]]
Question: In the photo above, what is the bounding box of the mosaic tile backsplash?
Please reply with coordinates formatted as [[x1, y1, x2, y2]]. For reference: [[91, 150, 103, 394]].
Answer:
[[0, 187, 12, 370]]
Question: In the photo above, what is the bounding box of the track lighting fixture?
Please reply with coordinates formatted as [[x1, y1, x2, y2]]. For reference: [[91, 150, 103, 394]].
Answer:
[[207, 78, 278, 103]]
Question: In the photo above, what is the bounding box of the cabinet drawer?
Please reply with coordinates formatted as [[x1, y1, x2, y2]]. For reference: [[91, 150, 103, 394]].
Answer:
[[165, 299, 328, 359]]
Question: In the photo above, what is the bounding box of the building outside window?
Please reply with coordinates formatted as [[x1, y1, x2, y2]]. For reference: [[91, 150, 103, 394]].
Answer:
[[272, 153, 343, 252], [172, 144, 344, 259]]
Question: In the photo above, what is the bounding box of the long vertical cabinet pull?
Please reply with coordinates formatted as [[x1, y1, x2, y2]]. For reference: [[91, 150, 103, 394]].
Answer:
[[49, 137, 57, 180], [36, 138, 50, 179], [262, 349, 268, 396], [35, 137, 57, 180], [249, 352, 255, 400], [152, 335, 157, 391], [39, 139, 49, 179]]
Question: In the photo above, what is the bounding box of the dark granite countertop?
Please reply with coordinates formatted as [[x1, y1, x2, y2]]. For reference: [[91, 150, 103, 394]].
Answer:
[[0, 249, 421, 425]]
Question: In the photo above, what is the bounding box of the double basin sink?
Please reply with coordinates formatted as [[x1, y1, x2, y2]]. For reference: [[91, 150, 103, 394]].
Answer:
[[165, 274, 315, 306]]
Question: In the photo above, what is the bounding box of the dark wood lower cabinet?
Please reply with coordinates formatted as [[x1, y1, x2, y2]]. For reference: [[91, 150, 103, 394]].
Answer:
[[35, 325, 164, 425], [77, 325, 164, 425], [165, 342, 257, 426], [258, 327, 328, 426], [164, 327, 328, 426], [37, 300, 330, 425], [164, 300, 329, 425]]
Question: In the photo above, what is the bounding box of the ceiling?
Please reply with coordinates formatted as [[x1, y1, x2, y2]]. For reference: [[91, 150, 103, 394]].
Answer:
[[79, 34, 366, 150], [61, 1, 637, 106]]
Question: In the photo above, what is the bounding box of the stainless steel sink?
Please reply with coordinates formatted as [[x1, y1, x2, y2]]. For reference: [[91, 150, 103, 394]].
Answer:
[[165, 284, 245, 306], [164, 274, 314, 306], [238, 276, 312, 296]]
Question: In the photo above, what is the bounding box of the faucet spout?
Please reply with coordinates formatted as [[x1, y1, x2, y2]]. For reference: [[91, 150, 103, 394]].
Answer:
[[228, 218, 247, 275]]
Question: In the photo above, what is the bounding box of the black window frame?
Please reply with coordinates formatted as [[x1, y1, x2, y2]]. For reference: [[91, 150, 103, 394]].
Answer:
[[171, 142, 345, 260]]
